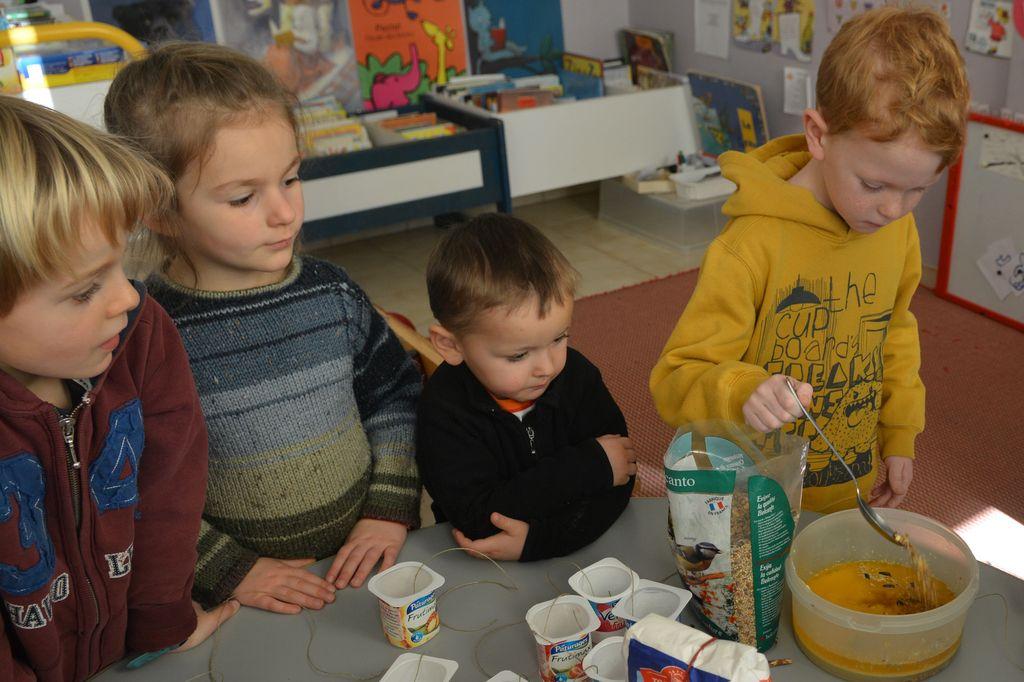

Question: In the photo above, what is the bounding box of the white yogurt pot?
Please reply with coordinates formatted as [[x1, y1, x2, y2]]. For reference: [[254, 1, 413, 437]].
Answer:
[[485, 671, 529, 682], [379, 654, 458, 682], [526, 594, 601, 682], [609, 578, 692, 629], [367, 561, 445, 648], [582, 636, 626, 682], [568, 558, 641, 640]]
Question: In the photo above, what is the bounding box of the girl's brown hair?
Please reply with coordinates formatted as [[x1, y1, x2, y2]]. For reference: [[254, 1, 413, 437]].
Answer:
[[104, 42, 299, 278]]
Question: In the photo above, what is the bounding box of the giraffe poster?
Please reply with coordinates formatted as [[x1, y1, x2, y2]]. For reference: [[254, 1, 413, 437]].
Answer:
[[211, 0, 361, 112], [348, 0, 468, 112]]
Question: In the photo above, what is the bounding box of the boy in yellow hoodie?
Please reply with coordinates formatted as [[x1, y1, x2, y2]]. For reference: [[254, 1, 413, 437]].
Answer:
[[650, 6, 970, 513]]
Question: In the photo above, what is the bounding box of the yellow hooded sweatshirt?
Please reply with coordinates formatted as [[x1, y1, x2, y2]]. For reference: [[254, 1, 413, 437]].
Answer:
[[650, 135, 925, 513]]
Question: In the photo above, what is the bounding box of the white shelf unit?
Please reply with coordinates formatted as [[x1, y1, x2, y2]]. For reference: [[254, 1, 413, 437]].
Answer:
[[19, 79, 111, 128], [429, 86, 698, 198]]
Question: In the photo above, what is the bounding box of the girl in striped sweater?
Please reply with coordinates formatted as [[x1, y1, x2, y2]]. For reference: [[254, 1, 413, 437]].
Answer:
[[104, 42, 422, 614]]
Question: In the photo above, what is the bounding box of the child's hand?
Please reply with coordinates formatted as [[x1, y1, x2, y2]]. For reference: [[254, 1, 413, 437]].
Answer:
[[176, 599, 240, 653], [233, 557, 336, 614], [743, 375, 813, 432], [597, 434, 637, 485], [452, 512, 529, 561], [870, 456, 913, 508], [327, 518, 408, 589]]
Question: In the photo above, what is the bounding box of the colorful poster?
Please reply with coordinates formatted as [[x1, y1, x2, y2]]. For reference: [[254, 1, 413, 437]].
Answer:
[[87, 0, 215, 45], [349, 0, 468, 111], [687, 70, 769, 158], [966, 0, 1013, 59], [827, 0, 950, 34], [732, 0, 813, 62], [212, 0, 361, 111], [465, 0, 563, 77]]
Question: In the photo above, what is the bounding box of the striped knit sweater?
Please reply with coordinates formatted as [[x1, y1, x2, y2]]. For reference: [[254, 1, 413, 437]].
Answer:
[[147, 257, 421, 607]]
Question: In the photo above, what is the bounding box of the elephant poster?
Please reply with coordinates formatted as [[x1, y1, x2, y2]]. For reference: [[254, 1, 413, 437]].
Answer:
[[348, 0, 468, 112], [210, 0, 362, 112]]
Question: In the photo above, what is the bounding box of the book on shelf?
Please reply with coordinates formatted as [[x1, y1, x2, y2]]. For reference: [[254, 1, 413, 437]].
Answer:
[[686, 70, 769, 158], [634, 65, 684, 91], [377, 112, 438, 131], [559, 52, 603, 100], [621, 27, 672, 82], [602, 58, 633, 94], [491, 86, 555, 111], [399, 122, 461, 140]]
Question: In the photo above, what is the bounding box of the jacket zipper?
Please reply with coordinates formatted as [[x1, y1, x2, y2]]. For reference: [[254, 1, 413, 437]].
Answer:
[[58, 392, 101, 668], [525, 425, 536, 455]]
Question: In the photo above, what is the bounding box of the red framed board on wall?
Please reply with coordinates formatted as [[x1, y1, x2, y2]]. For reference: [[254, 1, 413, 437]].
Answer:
[[936, 113, 1024, 332]]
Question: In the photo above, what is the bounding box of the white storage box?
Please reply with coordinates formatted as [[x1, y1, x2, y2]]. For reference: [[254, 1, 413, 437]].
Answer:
[[598, 178, 728, 256]]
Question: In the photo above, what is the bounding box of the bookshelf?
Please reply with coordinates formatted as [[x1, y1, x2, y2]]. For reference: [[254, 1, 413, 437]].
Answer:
[[427, 85, 698, 198]]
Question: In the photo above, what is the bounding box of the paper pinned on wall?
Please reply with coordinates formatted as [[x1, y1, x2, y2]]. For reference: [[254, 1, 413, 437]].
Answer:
[[778, 12, 810, 62], [976, 237, 1024, 299], [979, 127, 1024, 181], [695, 0, 730, 60], [966, 0, 1013, 59], [783, 66, 813, 115]]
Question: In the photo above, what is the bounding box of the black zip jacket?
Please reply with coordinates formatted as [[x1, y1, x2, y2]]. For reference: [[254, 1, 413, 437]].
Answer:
[[416, 348, 633, 561]]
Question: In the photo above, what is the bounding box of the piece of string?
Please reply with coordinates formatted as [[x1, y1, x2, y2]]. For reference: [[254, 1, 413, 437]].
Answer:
[[473, 620, 529, 678], [974, 592, 1024, 673], [181, 614, 225, 682], [302, 611, 388, 680], [412, 546, 520, 632]]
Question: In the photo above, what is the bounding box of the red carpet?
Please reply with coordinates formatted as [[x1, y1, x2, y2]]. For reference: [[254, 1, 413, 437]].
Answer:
[[571, 270, 1024, 573]]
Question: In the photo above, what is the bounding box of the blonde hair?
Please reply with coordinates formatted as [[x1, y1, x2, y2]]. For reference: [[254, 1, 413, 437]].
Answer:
[[0, 96, 172, 315], [103, 42, 299, 275], [817, 5, 969, 168], [426, 214, 579, 336]]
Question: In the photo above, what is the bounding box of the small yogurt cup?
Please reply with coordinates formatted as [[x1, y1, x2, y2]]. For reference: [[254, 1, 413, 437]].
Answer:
[[582, 636, 626, 682], [367, 561, 445, 649], [568, 558, 641, 640], [609, 578, 692, 628], [379, 654, 458, 682], [526, 595, 601, 682]]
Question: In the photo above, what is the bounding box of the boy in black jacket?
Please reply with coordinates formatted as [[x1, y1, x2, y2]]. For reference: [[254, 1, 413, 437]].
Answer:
[[417, 213, 636, 561]]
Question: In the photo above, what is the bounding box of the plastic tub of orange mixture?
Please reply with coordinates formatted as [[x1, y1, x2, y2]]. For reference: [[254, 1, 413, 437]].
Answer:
[[786, 509, 979, 681]]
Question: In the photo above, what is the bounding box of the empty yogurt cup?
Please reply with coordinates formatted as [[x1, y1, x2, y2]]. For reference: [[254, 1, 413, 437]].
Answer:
[[379, 654, 458, 682], [582, 636, 626, 682], [485, 671, 529, 682], [568, 558, 640, 640], [526, 595, 601, 682], [367, 561, 444, 648], [610, 578, 692, 629]]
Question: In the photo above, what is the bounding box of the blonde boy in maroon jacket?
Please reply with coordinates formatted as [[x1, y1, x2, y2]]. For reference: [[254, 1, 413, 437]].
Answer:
[[0, 97, 235, 681]]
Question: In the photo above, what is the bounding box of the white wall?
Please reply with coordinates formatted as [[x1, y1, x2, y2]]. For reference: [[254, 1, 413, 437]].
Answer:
[[561, 0, 631, 59]]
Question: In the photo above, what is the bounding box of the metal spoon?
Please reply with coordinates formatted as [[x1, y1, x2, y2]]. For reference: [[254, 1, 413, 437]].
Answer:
[[785, 379, 902, 545]]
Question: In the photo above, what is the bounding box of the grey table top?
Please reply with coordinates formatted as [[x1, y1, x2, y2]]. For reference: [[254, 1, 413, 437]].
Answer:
[[93, 499, 1024, 681]]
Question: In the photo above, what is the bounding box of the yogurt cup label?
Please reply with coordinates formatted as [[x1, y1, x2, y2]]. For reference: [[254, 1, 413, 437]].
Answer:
[[536, 634, 592, 682]]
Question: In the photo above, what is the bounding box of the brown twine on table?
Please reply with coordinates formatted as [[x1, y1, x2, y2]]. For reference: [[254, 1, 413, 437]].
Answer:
[[975, 592, 1024, 673], [472, 620, 529, 678], [409, 546, 520, 632], [302, 611, 388, 680], [181, 612, 225, 682]]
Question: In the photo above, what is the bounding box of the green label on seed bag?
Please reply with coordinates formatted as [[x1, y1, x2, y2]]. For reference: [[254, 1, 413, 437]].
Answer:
[[748, 475, 795, 652]]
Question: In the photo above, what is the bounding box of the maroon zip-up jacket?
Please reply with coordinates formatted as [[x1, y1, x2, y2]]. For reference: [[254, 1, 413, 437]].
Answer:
[[0, 286, 206, 681]]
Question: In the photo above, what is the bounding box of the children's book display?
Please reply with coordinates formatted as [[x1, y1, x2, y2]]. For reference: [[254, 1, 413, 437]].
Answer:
[[87, 0, 215, 45], [731, 0, 813, 62], [211, 0, 361, 110], [558, 51, 603, 100], [296, 95, 371, 156], [621, 27, 671, 81], [349, 0, 468, 111], [465, 0, 563, 77], [687, 70, 769, 158]]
